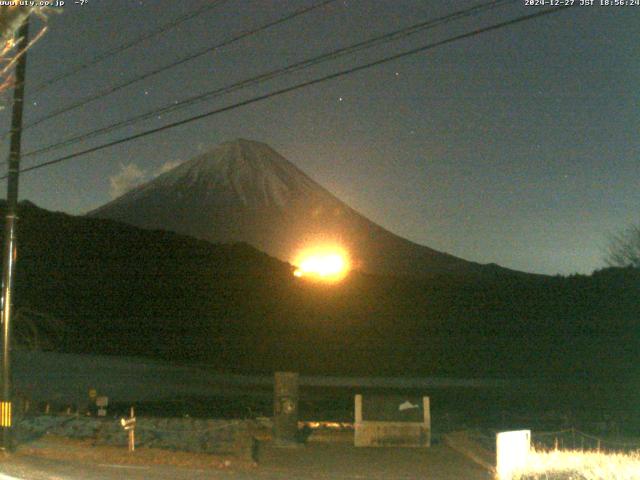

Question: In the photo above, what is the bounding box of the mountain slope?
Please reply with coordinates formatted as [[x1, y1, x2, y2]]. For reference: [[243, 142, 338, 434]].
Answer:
[[89, 139, 511, 276]]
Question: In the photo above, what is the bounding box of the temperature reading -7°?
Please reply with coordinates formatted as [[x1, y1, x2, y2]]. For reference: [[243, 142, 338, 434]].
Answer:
[[75, 0, 88, 5]]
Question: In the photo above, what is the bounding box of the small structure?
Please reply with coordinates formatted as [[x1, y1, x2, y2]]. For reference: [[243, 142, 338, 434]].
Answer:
[[354, 394, 430, 447], [95, 396, 108, 417]]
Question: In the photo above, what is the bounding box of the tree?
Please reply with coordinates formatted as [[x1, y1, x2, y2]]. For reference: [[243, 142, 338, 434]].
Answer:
[[0, 6, 49, 98], [606, 223, 640, 268]]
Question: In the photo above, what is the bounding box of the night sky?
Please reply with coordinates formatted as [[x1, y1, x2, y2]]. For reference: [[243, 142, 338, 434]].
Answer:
[[0, 0, 637, 276]]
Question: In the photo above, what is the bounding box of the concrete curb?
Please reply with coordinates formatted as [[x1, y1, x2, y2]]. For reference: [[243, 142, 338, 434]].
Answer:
[[443, 431, 495, 473], [0, 474, 22, 480]]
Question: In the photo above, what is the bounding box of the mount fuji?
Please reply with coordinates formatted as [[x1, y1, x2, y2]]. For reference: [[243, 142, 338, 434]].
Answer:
[[89, 139, 512, 276]]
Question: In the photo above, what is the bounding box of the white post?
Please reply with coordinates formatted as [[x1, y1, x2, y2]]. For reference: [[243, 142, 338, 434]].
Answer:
[[496, 430, 530, 480], [354, 394, 363, 423], [422, 396, 431, 447], [128, 406, 135, 452]]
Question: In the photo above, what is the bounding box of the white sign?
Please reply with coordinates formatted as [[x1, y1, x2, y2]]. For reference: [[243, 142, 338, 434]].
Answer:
[[398, 401, 419, 411], [496, 430, 531, 480]]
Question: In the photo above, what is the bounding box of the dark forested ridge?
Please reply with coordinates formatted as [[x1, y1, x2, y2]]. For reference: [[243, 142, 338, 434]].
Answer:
[[4, 201, 639, 383]]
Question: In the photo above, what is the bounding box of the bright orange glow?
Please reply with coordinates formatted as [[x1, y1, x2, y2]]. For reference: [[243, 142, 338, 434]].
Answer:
[[293, 246, 350, 281]]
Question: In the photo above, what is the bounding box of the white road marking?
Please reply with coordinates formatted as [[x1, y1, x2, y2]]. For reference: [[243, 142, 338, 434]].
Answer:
[[0, 473, 23, 480], [97, 464, 150, 470]]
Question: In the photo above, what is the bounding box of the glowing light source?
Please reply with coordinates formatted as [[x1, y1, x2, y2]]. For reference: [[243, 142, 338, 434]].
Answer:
[[293, 246, 350, 281], [496, 430, 531, 480]]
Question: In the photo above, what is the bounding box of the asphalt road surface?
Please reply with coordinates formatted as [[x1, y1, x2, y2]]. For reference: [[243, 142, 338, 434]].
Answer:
[[0, 442, 492, 479]]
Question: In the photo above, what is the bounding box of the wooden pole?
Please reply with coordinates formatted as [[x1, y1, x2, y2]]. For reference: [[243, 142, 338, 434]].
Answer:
[[128, 407, 135, 452]]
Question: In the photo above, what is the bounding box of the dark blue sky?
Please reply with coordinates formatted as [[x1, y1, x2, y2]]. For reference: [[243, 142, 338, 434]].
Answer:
[[0, 0, 637, 275]]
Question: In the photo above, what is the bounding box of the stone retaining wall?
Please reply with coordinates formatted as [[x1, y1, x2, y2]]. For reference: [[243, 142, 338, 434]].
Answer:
[[17, 415, 256, 459]]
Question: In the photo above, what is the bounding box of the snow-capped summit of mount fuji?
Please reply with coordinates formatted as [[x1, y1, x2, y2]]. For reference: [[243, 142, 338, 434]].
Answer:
[[89, 139, 513, 276], [103, 139, 324, 210]]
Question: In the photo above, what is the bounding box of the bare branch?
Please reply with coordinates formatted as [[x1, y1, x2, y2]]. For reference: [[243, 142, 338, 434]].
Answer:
[[605, 224, 640, 268], [0, 6, 49, 105]]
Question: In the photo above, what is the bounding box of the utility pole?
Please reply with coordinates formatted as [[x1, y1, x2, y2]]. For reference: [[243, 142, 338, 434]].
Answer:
[[1, 17, 29, 451]]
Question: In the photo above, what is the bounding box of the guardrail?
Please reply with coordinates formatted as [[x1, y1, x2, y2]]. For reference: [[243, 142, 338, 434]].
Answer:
[[12, 350, 508, 405]]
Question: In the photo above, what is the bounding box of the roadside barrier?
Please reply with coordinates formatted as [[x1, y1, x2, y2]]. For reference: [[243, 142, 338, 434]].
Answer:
[[16, 414, 256, 459]]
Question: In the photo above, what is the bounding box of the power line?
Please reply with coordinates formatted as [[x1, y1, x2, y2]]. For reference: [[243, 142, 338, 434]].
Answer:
[[23, 0, 515, 160], [6, 5, 572, 180], [18, 4, 570, 174], [27, 0, 229, 96], [20, 0, 338, 132]]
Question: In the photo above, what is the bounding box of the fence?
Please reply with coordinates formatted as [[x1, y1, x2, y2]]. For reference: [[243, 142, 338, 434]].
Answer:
[[463, 427, 640, 456], [533, 428, 640, 453]]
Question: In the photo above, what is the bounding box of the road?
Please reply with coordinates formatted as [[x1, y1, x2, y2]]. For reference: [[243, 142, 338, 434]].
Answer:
[[0, 441, 492, 479]]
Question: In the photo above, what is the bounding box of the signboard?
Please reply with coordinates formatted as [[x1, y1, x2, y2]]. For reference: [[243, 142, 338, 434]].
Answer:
[[361, 394, 424, 422], [354, 394, 430, 447], [496, 430, 531, 480], [273, 372, 299, 447]]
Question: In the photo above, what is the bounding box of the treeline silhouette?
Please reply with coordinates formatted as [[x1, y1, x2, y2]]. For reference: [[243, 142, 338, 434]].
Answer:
[[4, 201, 638, 385]]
